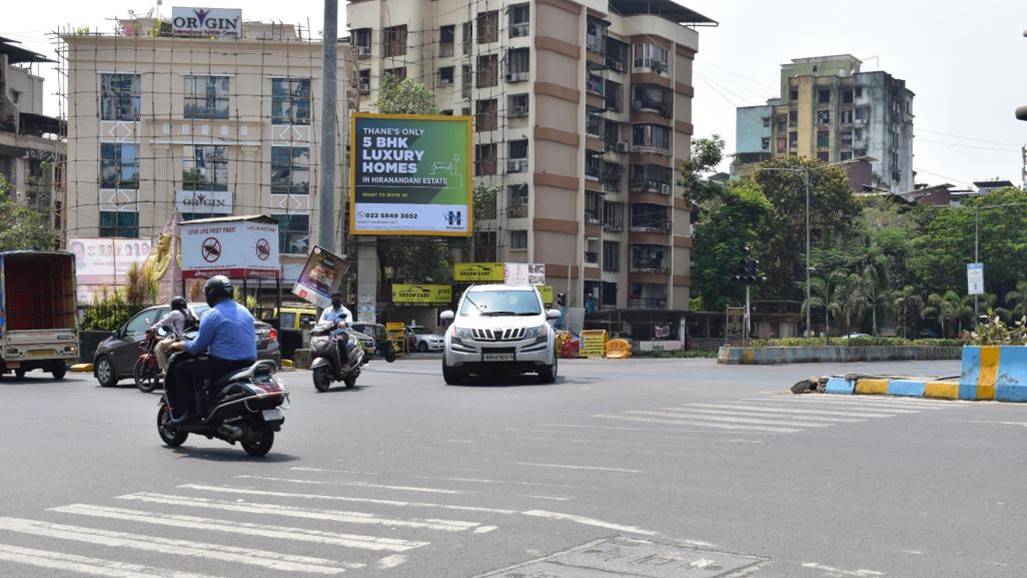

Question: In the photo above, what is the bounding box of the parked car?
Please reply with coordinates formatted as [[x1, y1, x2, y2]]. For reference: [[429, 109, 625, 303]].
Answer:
[[92, 302, 281, 388], [406, 325, 444, 352], [350, 322, 396, 362]]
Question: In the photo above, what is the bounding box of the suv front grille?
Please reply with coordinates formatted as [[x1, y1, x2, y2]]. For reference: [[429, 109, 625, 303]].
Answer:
[[471, 328, 526, 342]]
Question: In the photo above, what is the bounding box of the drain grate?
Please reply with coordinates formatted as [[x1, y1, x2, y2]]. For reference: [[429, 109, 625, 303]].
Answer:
[[479, 536, 766, 577]]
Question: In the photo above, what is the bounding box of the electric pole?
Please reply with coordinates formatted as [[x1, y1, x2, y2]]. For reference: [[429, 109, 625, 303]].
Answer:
[[318, 0, 339, 252]]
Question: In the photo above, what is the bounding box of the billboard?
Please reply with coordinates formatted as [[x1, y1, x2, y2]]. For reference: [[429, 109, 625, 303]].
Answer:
[[454, 262, 505, 282], [967, 262, 984, 295], [504, 263, 545, 286], [69, 238, 153, 303], [392, 284, 452, 304], [292, 245, 350, 307], [172, 7, 242, 38], [350, 113, 473, 236], [180, 219, 279, 279]]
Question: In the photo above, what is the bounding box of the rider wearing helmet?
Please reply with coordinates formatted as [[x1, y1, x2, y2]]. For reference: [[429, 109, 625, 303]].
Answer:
[[166, 276, 257, 424], [148, 296, 194, 372]]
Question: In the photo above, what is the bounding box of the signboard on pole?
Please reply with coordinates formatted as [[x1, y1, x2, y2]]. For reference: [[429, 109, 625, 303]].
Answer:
[[504, 263, 545, 286], [454, 262, 504, 282], [350, 113, 473, 236], [292, 245, 350, 307], [392, 284, 452, 304], [180, 217, 279, 279], [967, 262, 985, 295], [172, 7, 242, 38]]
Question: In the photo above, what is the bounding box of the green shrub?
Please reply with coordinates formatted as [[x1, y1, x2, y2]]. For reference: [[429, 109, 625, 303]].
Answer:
[[640, 348, 718, 359], [81, 288, 140, 332], [968, 312, 1027, 346]]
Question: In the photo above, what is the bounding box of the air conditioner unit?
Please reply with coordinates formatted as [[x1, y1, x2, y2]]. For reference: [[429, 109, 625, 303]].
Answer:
[[510, 104, 528, 116], [614, 142, 629, 153], [660, 183, 671, 195], [507, 159, 528, 173], [510, 23, 529, 38], [505, 72, 528, 83]]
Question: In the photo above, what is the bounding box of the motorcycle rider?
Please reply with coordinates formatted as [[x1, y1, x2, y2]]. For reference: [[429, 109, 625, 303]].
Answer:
[[148, 296, 194, 372], [319, 293, 353, 368], [166, 276, 256, 425]]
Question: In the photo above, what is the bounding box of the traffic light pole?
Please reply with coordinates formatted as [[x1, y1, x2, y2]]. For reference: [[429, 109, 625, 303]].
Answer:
[[745, 284, 751, 345]]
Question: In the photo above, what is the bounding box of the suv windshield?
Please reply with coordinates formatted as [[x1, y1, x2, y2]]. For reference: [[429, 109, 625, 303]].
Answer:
[[459, 290, 541, 317]]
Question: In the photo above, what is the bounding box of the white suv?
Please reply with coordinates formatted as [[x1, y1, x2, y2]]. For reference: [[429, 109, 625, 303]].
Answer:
[[440, 284, 561, 384]]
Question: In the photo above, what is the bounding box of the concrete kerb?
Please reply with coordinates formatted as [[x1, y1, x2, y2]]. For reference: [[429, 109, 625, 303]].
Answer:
[[811, 345, 1027, 403], [718, 345, 961, 365]]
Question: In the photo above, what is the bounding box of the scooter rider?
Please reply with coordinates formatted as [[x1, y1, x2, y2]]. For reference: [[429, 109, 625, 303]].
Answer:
[[148, 296, 194, 372], [165, 276, 257, 425], [319, 293, 353, 364]]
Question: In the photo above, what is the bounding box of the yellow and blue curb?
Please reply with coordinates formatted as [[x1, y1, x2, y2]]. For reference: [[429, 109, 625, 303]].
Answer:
[[822, 345, 1026, 402]]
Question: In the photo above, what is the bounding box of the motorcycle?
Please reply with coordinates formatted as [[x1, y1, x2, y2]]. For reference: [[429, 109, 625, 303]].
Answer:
[[135, 326, 174, 393], [310, 320, 366, 392], [156, 350, 288, 457]]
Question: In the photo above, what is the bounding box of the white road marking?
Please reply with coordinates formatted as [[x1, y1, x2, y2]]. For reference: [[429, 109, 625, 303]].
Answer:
[[0, 517, 360, 574], [624, 410, 833, 428], [520, 510, 658, 536], [51, 504, 428, 552], [538, 422, 644, 431], [801, 561, 884, 576], [473, 525, 498, 534], [519, 495, 572, 501], [970, 420, 1027, 428], [413, 475, 587, 490], [682, 403, 895, 419], [766, 396, 944, 410], [376, 555, 407, 569], [749, 398, 926, 414], [283, 469, 464, 494], [593, 413, 799, 433], [185, 482, 516, 514], [116, 493, 484, 533], [0, 543, 217, 578], [514, 462, 642, 474], [661, 406, 865, 423]]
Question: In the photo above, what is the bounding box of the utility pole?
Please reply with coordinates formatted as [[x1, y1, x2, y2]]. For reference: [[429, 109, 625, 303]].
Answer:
[[804, 169, 812, 336], [317, 0, 338, 252], [974, 207, 980, 323]]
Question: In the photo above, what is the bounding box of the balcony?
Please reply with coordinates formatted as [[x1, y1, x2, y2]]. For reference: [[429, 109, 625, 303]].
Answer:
[[630, 261, 668, 274], [586, 34, 605, 54], [631, 98, 670, 117], [629, 297, 667, 310], [585, 157, 602, 181], [508, 204, 528, 219], [630, 179, 671, 195], [603, 221, 623, 233], [584, 210, 601, 225], [587, 76, 605, 97], [507, 158, 528, 174]]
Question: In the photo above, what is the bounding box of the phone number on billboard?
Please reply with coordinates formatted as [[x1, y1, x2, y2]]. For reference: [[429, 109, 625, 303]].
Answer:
[[359, 212, 418, 219]]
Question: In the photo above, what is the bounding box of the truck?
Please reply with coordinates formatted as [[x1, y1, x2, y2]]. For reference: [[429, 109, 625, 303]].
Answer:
[[0, 251, 78, 379]]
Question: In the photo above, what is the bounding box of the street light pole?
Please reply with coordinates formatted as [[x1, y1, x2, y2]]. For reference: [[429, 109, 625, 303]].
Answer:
[[804, 170, 812, 336]]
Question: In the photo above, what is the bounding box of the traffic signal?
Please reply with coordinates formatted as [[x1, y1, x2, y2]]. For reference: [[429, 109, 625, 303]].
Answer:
[[733, 245, 765, 285]]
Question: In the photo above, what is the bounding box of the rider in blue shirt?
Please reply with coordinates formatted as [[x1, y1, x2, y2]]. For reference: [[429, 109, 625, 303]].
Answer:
[[166, 276, 256, 424]]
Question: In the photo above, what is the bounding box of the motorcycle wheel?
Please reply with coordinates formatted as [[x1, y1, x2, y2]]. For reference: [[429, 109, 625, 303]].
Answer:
[[133, 358, 159, 393], [156, 404, 188, 447], [242, 426, 274, 457], [384, 343, 396, 363], [313, 366, 332, 392], [14, 369, 26, 379], [344, 374, 358, 388]]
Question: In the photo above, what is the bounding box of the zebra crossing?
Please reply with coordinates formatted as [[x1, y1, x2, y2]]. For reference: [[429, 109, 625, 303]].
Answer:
[[0, 471, 517, 577], [590, 393, 961, 435]]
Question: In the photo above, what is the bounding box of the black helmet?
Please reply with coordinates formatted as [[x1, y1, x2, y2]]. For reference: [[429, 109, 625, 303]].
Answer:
[[170, 296, 188, 311], [203, 275, 233, 307]]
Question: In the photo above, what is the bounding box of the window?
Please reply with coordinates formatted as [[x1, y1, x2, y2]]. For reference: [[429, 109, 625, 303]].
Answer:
[[475, 143, 496, 175], [633, 43, 668, 72], [271, 146, 310, 195], [100, 143, 139, 189], [384, 25, 407, 57], [353, 28, 371, 56], [440, 25, 455, 57], [509, 139, 528, 159], [477, 54, 497, 87], [603, 241, 619, 272], [358, 69, 371, 93], [100, 73, 140, 121], [841, 89, 854, 104], [510, 230, 528, 249], [509, 4, 530, 38], [630, 244, 666, 272], [508, 93, 529, 117], [818, 89, 830, 104], [630, 164, 672, 190], [506, 48, 530, 81], [854, 87, 863, 99], [586, 113, 601, 137], [632, 124, 670, 151], [816, 131, 829, 147], [462, 107, 471, 116], [475, 99, 497, 132], [603, 201, 623, 232], [385, 67, 407, 81], [818, 110, 830, 125], [440, 109, 454, 116], [605, 37, 628, 72], [462, 22, 472, 55], [182, 145, 228, 191], [461, 64, 472, 98], [632, 85, 671, 116], [855, 107, 868, 121], [586, 17, 607, 53], [99, 211, 139, 238], [184, 76, 229, 119], [271, 78, 311, 125], [840, 151, 853, 161], [507, 183, 528, 218], [273, 213, 309, 255], [604, 120, 620, 149], [631, 203, 669, 231], [817, 151, 830, 161], [788, 109, 797, 123], [439, 66, 455, 86], [789, 131, 798, 147], [762, 116, 771, 128], [840, 109, 854, 124], [761, 137, 770, 150], [126, 309, 164, 335], [477, 11, 499, 44], [605, 80, 623, 112]]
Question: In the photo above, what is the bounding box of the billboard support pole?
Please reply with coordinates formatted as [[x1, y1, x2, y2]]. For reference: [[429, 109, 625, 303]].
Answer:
[[318, 0, 338, 252]]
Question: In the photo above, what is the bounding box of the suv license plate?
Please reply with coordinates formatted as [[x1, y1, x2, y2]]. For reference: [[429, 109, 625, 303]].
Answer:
[[482, 352, 515, 362], [262, 409, 283, 422]]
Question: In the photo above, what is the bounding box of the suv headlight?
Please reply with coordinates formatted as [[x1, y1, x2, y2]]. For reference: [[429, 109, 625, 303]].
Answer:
[[453, 327, 473, 339], [523, 325, 547, 339]]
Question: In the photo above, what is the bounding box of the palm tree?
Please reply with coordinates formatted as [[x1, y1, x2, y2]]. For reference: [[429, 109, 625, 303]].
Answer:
[[802, 277, 834, 336], [1006, 281, 1027, 321], [924, 290, 962, 337], [892, 286, 923, 339]]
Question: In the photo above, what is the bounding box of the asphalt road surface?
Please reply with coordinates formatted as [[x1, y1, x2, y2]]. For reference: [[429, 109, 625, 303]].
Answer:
[[2, 357, 1026, 577]]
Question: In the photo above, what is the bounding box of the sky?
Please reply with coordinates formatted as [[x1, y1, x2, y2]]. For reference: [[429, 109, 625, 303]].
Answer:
[[4, 0, 1025, 188]]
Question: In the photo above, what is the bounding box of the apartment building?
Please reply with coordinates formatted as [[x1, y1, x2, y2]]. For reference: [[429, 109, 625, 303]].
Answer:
[[347, 0, 711, 311], [0, 37, 64, 229], [62, 12, 353, 280], [734, 55, 914, 192]]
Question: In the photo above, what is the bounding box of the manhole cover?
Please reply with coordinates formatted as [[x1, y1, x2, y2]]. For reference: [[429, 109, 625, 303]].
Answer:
[[480, 536, 764, 578]]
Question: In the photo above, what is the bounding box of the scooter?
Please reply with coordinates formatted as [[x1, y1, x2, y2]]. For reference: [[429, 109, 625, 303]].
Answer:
[[310, 320, 366, 392], [157, 352, 288, 457]]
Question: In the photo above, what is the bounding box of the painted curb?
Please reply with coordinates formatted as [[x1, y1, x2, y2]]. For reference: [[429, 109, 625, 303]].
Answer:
[[717, 345, 961, 365], [70, 363, 93, 373]]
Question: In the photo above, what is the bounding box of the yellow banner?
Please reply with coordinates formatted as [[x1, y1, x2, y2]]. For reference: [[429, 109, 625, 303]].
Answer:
[[454, 262, 505, 282], [580, 329, 608, 359], [385, 321, 406, 331], [392, 284, 452, 304], [537, 285, 554, 305]]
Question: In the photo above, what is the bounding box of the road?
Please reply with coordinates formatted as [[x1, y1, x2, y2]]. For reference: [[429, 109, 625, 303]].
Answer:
[[2, 357, 1026, 577]]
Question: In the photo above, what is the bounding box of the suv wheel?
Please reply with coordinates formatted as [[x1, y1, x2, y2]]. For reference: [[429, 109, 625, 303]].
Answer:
[[442, 358, 465, 385], [96, 356, 118, 388], [538, 356, 557, 384]]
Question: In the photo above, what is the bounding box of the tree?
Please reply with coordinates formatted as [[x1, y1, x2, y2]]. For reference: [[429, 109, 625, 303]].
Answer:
[[376, 72, 439, 115], [679, 135, 725, 204], [892, 285, 924, 339], [924, 290, 963, 338], [0, 175, 56, 251], [1005, 280, 1027, 321]]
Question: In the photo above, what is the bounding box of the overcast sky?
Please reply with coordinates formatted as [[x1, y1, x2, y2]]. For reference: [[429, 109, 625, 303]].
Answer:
[[5, 0, 1025, 188]]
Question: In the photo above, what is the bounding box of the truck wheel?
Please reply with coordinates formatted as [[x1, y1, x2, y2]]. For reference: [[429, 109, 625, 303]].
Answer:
[[95, 356, 117, 388], [313, 366, 332, 392], [442, 359, 464, 385], [14, 369, 26, 379], [51, 364, 67, 381]]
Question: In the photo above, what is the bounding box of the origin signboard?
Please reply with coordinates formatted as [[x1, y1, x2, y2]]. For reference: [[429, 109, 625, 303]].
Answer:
[[172, 7, 242, 38]]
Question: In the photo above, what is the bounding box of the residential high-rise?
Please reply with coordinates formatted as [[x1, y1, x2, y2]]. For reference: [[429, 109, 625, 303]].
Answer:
[[347, 0, 712, 311], [61, 14, 353, 281], [734, 55, 914, 192]]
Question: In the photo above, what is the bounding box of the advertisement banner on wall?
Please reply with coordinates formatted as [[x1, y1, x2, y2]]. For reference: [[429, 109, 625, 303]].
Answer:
[[172, 7, 242, 38], [392, 284, 452, 304], [176, 190, 233, 215], [350, 113, 473, 236], [69, 238, 153, 303], [291, 245, 350, 307], [180, 218, 279, 279], [454, 262, 505, 282], [504, 263, 545, 286]]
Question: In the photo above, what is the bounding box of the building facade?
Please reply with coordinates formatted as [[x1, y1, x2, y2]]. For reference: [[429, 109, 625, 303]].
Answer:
[[347, 0, 710, 311], [0, 37, 64, 229], [62, 16, 353, 280], [734, 55, 914, 193]]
